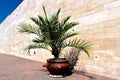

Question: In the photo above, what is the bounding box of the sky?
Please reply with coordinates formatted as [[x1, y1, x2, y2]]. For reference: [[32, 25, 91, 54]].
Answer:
[[0, 0, 22, 24]]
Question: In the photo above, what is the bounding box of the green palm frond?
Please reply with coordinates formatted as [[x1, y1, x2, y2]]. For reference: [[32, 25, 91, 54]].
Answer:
[[37, 15, 48, 29], [31, 16, 53, 39], [57, 32, 78, 49], [25, 42, 51, 53], [49, 9, 60, 25], [32, 38, 44, 43], [62, 16, 71, 26], [60, 22, 79, 36], [18, 23, 38, 35], [32, 37, 52, 46], [60, 32, 78, 41], [64, 22, 78, 32], [61, 39, 91, 57], [30, 17, 40, 26]]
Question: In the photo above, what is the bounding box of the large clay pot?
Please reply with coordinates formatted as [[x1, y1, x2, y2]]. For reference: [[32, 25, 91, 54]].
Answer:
[[43, 58, 70, 76]]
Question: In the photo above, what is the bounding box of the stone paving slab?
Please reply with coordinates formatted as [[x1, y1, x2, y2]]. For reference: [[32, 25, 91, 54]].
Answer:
[[0, 54, 116, 80]]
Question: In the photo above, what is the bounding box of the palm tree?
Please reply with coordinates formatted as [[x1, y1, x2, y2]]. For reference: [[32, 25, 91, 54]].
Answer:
[[18, 6, 91, 59]]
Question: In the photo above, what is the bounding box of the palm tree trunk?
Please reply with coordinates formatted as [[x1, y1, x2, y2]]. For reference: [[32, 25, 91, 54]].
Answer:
[[52, 45, 59, 59]]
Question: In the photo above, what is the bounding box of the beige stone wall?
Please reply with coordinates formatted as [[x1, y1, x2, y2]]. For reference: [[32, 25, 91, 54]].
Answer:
[[0, 0, 120, 79]]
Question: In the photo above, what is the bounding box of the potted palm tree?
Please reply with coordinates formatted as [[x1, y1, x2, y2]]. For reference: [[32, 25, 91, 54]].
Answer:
[[18, 6, 91, 77]]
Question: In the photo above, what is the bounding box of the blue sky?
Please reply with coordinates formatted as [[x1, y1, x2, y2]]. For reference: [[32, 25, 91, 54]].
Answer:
[[0, 0, 22, 24]]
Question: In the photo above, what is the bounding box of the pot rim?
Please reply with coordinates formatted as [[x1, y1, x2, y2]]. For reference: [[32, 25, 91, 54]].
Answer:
[[47, 58, 69, 63]]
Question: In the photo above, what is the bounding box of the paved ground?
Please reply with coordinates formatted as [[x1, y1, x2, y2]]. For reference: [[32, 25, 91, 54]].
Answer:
[[0, 54, 116, 80]]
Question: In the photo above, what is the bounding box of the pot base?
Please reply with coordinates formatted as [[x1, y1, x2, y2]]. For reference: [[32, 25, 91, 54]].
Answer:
[[50, 74, 63, 78]]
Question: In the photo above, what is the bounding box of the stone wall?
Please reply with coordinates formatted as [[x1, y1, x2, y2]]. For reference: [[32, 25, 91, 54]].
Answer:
[[0, 0, 120, 79]]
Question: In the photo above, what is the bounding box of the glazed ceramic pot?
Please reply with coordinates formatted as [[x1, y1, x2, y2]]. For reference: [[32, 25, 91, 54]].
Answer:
[[43, 58, 70, 76]]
